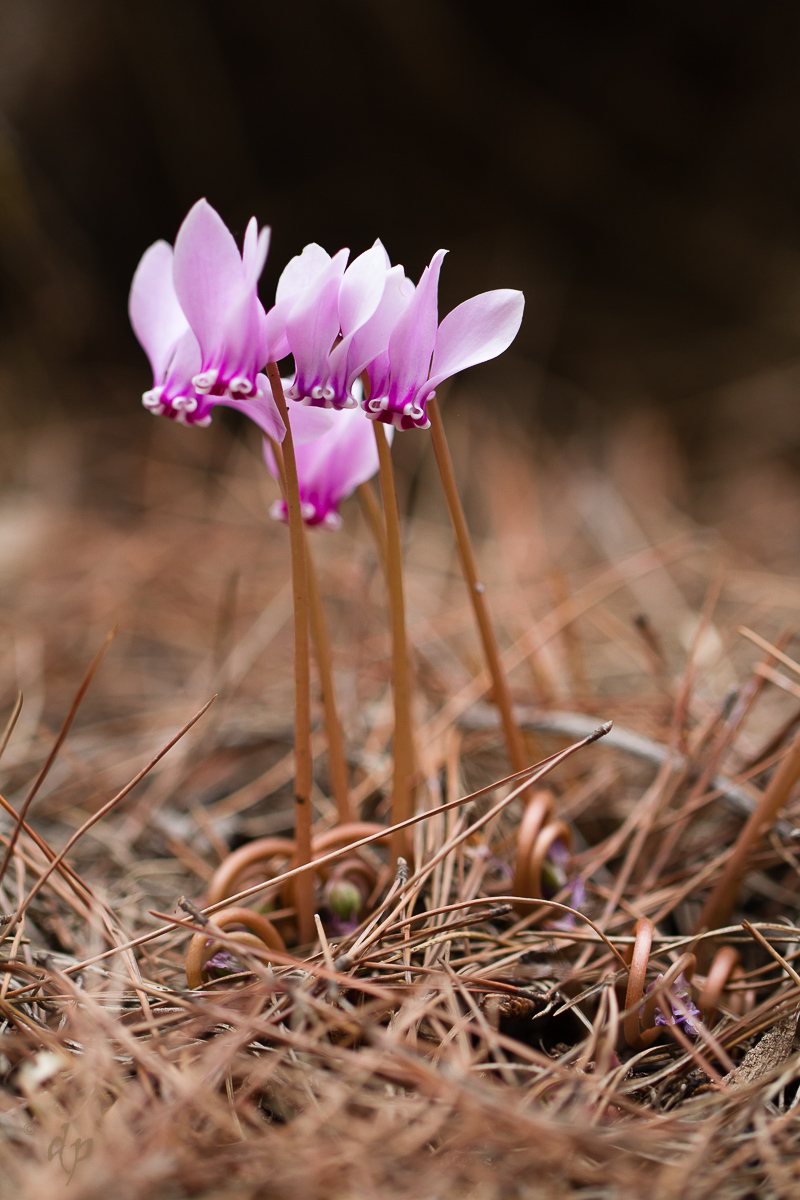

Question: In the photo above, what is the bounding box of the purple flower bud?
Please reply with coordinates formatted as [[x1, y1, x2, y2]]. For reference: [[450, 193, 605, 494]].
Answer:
[[646, 972, 700, 1035]]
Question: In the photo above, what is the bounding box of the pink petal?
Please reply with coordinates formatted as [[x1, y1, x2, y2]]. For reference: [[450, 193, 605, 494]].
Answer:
[[424, 289, 525, 399], [338, 241, 390, 336], [264, 244, 334, 366], [284, 402, 336, 444], [129, 240, 188, 381], [346, 266, 415, 391], [214, 284, 267, 388], [386, 249, 447, 401], [275, 243, 332, 308], [242, 217, 271, 286], [297, 405, 386, 508], [262, 307, 291, 365], [217, 392, 286, 442], [263, 436, 281, 483], [173, 199, 245, 359], [327, 250, 395, 397], [163, 327, 202, 396], [285, 248, 349, 390]]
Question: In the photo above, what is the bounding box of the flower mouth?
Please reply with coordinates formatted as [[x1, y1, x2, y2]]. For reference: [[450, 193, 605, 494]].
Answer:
[[228, 375, 254, 396], [142, 388, 165, 414], [364, 394, 431, 431], [142, 389, 212, 428], [171, 394, 198, 413], [269, 497, 342, 529], [285, 379, 340, 408], [192, 368, 219, 394]]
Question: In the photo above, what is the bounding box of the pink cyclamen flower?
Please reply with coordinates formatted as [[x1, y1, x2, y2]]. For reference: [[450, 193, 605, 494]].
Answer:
[[275, 240, 402, 411], [361, 249, 525, 430], [173, 199, 271, 400], [128, 204, 285, 442], [264, 390, 391, 529]]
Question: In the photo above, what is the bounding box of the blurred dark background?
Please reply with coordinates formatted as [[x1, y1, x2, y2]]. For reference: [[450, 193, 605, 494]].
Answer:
[[3, 0, 800, 495]]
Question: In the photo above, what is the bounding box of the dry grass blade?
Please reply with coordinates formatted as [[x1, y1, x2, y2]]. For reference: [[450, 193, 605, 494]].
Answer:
[[0, 628, 116, 887]]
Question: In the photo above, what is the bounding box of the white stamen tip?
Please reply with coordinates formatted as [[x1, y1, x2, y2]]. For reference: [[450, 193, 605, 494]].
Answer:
[[323, 512, 342, 531], [173, 394, 198, 413], [229, 375, 253, 396], [142, 388, 164, 410], [269, 500, 287, 523], [192, 369, 218, 394], [301, 502, 316, 521]]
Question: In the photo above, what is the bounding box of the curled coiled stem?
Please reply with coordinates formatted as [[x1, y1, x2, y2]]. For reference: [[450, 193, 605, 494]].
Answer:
[[185, 906, 286, 989], [624, 924, 752, 1050], [202, 824, 392, 952], [697, 945, 754, 1021], [624, 917, 698, 1050], [206, 837, 297, 909], [310, 822, 390, 926], [512, 791, 574, 912]]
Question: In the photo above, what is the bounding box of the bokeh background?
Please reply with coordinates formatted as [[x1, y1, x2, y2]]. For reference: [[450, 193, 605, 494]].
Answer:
[[3, 1, 800, 561]]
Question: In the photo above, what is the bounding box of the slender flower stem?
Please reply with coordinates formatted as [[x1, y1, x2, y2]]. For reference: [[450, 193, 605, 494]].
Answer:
[[696, 721, 800, 935], [370, 414, 415, 860], [265, 364, 315, 944], [427, 396, 527, 775], [306, 551, 353, 823], [356, 481, 387, 569], [267, 436, 353, 826]]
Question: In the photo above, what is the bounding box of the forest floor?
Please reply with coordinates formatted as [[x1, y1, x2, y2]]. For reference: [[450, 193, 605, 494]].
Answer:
[[0, 402, 799, 1198]]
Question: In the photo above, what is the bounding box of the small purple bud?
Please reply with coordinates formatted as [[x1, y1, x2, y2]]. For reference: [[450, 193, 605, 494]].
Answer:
[[646, 972, 700, 1035]]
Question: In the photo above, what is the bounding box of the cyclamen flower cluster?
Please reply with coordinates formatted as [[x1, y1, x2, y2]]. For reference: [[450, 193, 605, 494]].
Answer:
[[129, 199, 524, 525]]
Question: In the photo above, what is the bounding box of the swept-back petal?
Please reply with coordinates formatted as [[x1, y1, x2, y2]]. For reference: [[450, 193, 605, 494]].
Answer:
[[242, 217, 271, 285], [338, 242, 390, 336], [265, 402, 391, 526], [313, 406, 384, 503], [283, 402, 335, 444], [385, 249, 447, 401], [424, 289, 525, 399], [275, 243, 332, 308], [162, 327, 202, 397], [265, 243, 336, 367], [327, 249, 398, 399], [173, 199, 245, 356], [262, 305, 291, 364], [346, 266, 414, 393], [212, 283, 267, 390], [285, 248, 349, 399], [217, 393, 286, 442], [129, 240, 188, 381]]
